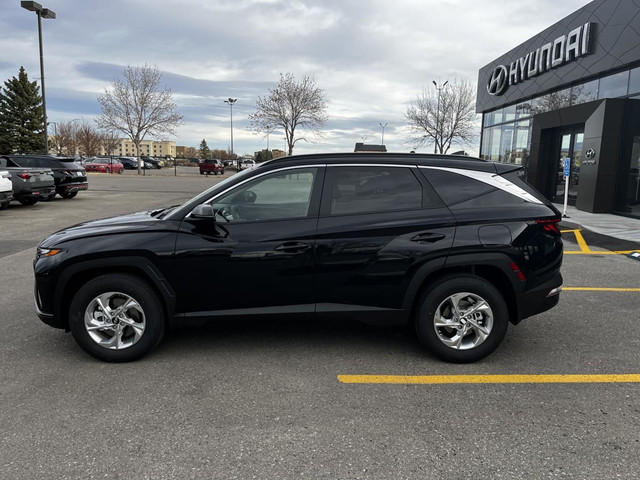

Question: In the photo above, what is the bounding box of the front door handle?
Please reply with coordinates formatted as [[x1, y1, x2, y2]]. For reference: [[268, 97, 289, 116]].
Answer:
[[274, 242, 311, 253], [410, 232, 446, 243]]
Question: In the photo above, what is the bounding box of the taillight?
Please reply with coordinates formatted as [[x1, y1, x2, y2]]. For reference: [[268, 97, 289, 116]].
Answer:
[[1, 173, 10, 179], [18, 173, 32, 180], [535, 218, 561, 235]]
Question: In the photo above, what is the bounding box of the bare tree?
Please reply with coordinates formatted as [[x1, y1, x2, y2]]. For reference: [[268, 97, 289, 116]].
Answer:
[[76, 119, 102, 157], [96, 65, 183, 174], [50, 120, 78, 156], [249, 73, 328, 155], [100, 130, 121, 156], [405, 78, 478, 154]]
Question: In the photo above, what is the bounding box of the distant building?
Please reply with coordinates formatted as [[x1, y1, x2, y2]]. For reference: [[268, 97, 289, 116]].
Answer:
[[272, 149, 286, 159], [100, 139, 176, 158], [175, 146, 187, 158], [354, 143, 387, 153]]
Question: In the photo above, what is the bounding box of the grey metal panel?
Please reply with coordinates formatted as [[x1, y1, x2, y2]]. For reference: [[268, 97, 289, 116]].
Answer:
[[476, 0, 640, 113]]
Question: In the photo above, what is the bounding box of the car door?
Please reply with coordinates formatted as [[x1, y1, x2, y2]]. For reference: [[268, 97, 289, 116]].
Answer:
[[314, 164, 456, 322], [174, 165, 324, 319]]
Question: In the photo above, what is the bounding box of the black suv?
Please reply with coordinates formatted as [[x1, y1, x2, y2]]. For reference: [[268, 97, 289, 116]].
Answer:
[[34, 153, 563, 362], [5, 155, 87, 199]]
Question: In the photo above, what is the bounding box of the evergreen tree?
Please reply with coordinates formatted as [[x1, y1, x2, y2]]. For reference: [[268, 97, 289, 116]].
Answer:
[[198, 139, 210, 159], [0, 66, 45, 154]]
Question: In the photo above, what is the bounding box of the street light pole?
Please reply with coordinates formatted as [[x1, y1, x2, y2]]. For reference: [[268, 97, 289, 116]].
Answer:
[[21, 1, 56, 155], [379, 122, 387, 145], [224, 98, 237, 169], [432, 80, 448, 154]]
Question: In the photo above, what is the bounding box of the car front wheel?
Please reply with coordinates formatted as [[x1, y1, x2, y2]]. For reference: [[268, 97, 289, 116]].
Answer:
[[68, 273, 165, 362], [415, 275, 508, 363]]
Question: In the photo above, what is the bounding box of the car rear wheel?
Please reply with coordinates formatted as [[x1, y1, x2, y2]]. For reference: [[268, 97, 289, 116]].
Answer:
[[105, 168, 110, 173], [118, 168, 123, 174], [60, 191, 78, 199], [69, 273, 165, 362], [415, 275, 508, 363], [18, 197, 39, 206]]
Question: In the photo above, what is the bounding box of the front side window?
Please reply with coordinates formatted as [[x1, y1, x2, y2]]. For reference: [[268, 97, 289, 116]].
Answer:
[[324, 166, 424, 215], [211, 168, 317, 222]]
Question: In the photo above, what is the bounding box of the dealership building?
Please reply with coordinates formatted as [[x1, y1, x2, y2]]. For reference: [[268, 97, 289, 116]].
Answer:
[[477, 0, 640, 219]]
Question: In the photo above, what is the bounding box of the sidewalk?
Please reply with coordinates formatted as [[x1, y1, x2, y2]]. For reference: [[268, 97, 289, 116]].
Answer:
[[559, 205, 640, 246]]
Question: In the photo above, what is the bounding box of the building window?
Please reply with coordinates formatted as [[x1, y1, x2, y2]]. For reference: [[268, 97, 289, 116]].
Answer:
[[571, 79, 598, 104], [598, 71, 629, 99], [628, 67, 640, 96], [503, 104, 516, 123]]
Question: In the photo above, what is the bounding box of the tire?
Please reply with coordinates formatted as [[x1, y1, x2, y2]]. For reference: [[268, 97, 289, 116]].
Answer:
[[18, 197, 39, 206], [105, 168, 110, 173], [0, 201, 8, 210], [41, 193, 56, 201], [60, 191, 78, 199], [118, 168, 123, 174], [415, 275, 508, 363], [68, 273, 165, 362]]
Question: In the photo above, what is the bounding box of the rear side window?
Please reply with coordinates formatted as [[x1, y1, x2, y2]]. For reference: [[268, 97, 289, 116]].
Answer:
[[420, 167, 539, 207], [323, 166, 424, 215], [420, 168, 494, 205], [9, 157, 62, 168]]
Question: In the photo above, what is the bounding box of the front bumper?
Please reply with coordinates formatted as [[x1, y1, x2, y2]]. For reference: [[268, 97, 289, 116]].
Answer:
[[34, 282, 65, 329]]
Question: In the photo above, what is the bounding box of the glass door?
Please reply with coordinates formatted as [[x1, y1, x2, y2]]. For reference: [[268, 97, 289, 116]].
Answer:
[[553, 127, 584, 205]]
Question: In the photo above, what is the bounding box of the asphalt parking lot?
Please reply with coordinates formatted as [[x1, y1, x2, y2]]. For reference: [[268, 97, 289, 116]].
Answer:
[[1, 172, 639, 479]]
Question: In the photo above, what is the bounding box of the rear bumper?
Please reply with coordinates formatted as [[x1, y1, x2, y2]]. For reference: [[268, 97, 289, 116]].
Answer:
[[515, 271, 563, 323], [14, 186, 54, 199], [57, 183, 88, 194], [0, 191, 13, 202]]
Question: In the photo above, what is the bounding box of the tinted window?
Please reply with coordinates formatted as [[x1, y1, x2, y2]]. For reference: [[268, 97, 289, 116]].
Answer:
[[324, 166, 423, 215], [420, 169, 495, 205], [421, 168, 538, 207], [211, 168, 317, 222], [598, 71, 629, 99], [10, 157, 64, 168]]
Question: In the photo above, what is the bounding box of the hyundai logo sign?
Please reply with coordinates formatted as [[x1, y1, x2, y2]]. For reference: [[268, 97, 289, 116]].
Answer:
[[487, 23, 593, 96]]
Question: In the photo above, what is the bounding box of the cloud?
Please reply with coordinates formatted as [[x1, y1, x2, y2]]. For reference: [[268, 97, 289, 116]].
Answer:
[[0, 0, 592, 156]]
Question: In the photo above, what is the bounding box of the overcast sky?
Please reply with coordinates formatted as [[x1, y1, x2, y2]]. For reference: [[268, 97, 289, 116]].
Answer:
[[0, 0, 592, 157]]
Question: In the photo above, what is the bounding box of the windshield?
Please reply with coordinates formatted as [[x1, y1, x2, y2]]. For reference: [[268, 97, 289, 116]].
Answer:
[[164, 166, 257, 220]]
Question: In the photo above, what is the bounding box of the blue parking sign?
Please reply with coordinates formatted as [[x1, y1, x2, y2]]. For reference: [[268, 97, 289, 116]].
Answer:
[[563, 158, 570, 177]]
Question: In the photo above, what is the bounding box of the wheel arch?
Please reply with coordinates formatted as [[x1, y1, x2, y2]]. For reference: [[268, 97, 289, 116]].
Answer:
[[403, 254, 520, 325], [54, 257, 176, 331]]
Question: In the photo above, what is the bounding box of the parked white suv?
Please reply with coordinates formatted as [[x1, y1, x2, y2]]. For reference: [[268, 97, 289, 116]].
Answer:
[[0, 170, 13, 210]]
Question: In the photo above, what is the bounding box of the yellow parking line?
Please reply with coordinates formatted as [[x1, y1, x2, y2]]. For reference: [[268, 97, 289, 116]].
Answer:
[[572, 230, 591, 252], [563, 287, 640, 292], [338, 374, 640, 384], [564, 250, 635, 254]]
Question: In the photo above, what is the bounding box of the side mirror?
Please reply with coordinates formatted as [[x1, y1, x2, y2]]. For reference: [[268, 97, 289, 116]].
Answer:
[[190, 204, 214, 220]]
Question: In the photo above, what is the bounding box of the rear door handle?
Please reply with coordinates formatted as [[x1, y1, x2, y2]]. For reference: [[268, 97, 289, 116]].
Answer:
[[274, 242, 311, 253], [410, 232, 446, 243]]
